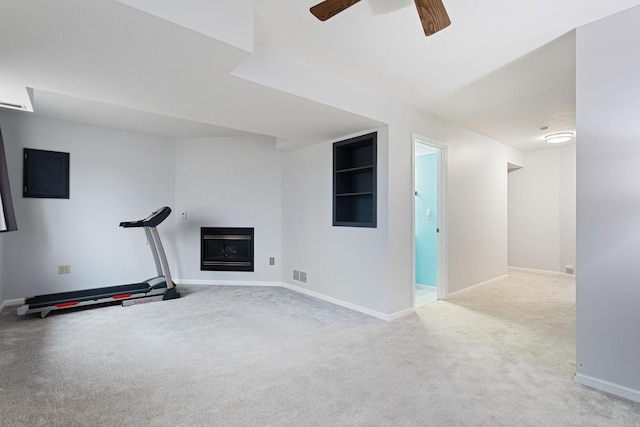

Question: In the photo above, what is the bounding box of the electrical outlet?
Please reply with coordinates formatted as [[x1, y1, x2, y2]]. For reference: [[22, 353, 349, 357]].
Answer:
[[180, 211, 187, 219], [269, 257, 275, 266], [58, 264, 71, 274]]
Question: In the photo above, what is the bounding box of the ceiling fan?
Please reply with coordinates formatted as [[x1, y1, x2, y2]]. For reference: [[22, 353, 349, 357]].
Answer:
[[310, 0, 451, 36]]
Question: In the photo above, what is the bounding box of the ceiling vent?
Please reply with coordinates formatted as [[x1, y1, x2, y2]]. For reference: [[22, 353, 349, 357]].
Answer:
[[0, 83, 33, 112]]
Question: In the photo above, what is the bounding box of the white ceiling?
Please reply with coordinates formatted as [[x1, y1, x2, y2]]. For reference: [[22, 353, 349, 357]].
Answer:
[[1, 0, 639, 151]]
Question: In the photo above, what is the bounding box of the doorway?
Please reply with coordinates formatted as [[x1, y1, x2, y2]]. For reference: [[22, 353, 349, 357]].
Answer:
[[413, 136, 446, 307]]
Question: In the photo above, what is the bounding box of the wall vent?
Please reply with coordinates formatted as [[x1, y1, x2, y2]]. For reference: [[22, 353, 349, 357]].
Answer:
[[0, 85, 33, 112], [0, 101, 24, 110], [293, 269, 307, 283]]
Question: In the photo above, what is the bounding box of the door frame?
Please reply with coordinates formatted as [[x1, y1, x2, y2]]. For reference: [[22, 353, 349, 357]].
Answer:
[[412, 134, 448, 305]]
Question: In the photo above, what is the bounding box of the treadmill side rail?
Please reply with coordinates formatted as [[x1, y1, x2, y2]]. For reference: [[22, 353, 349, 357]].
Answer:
[[122, 295, 164, 306], [17, 287, 167, 317], [15, 277, 182, 317]]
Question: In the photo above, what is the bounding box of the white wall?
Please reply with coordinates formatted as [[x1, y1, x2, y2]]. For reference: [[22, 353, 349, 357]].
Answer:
[[559, 144, 576, 272], [282, 111, 522, 316], [282, 127, 390, 314], [0, 115, 283, 302], [0, 111, 176, 300], [508, 145, 576, 273], [0, 98, 524, 320], [575, 4, 640, 402], [434, 130, 519, 296], [173, 136, 282, 284], [0, 52, 525, 319], [385, 116, 523, 312], [232, 44, 524, 315]]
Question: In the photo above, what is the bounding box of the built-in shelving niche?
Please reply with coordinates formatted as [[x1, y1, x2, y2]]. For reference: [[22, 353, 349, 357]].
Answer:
[[333, 132, 377, 228]]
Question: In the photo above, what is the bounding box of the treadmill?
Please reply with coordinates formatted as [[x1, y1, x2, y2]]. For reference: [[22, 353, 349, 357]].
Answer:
[[17, 206, 180, 318]]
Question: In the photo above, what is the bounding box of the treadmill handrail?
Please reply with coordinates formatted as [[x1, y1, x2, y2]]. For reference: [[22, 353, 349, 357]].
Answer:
[[120, 206, 171, 228]]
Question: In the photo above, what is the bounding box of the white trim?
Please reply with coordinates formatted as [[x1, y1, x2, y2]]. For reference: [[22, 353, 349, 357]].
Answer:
[[575, 373, 640, 403], [0, 298, 24, 314], [411, 134, 449, 307], [447, 274, 509, 299], [508, 266, 575, 279], [281, 281, 392, 321], [411, 138, 417, 308], [175, 279, 282, 287], [388, 308, 415, 321]]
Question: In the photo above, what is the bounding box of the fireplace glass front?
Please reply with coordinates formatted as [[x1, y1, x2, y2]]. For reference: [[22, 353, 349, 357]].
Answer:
[[201, 227, 254, 272]]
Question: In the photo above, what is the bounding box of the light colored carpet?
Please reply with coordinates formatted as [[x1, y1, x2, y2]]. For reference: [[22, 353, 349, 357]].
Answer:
[[1, 272, 639, 426]]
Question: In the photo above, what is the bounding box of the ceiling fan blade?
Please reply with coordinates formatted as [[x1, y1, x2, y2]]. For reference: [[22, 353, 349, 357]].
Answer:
[[414, 0, 451, 36], [310, 0, 361, 21]]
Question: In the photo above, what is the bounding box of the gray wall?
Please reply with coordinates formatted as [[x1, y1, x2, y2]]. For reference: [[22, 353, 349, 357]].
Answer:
[[576, 5, 640, 401], [172, 136, 283, 284], [0, 111, 176, 300]]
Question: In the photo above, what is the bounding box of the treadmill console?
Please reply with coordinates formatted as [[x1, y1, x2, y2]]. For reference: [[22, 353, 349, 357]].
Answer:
[[120, 206, 172, 228]]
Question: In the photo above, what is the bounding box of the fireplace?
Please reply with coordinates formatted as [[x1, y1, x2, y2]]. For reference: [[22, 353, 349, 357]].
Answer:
[[201, 227, 254, 272]]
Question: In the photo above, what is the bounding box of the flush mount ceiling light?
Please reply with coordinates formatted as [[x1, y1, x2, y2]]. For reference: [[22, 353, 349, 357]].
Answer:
[[544, 131, 574, 144]]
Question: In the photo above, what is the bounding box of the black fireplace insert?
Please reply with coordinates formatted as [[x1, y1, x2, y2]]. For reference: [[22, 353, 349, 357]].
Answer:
[[201, 227, 254, 272]]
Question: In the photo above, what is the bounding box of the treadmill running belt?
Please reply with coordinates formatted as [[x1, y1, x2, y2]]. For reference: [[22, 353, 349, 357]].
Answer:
[[25, 282, 153, 309]]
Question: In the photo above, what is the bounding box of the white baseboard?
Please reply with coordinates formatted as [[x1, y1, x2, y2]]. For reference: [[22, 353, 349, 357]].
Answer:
[[281, 281, 391, 321], [388, 307, 415, 321], [575, 373, 640, 403], [447, 274, 509, 299], [175, 279, 282, 287], [0, 298, 24, 314], [509, 266, 575, 279]]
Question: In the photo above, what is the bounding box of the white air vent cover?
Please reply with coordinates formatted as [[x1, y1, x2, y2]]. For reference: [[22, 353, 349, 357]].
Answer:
[[0, 83, 33, 112]]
